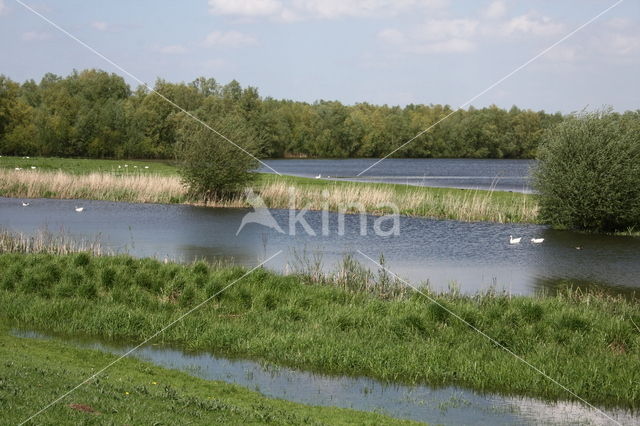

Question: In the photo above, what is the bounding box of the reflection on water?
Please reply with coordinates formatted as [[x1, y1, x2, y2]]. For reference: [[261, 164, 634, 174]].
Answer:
[[260, 158, 536, 193], [1, 197, 639, 296], [13, 329, 637, 426]]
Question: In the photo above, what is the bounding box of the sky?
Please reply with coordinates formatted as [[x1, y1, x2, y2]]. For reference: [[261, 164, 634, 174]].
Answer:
[[0, 0, 638, 113]]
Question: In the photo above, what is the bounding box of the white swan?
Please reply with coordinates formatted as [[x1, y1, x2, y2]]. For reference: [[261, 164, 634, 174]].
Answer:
[[315, 174, 321, 179], [509, 235, 522, 244], [531, 238, 544, 244], [22, 202, 30, 207], [75, 206, 84, 212]]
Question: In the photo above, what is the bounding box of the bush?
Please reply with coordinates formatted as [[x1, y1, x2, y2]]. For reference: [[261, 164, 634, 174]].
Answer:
[[176, 113, 259, 201], [534, 111, 640, 232]]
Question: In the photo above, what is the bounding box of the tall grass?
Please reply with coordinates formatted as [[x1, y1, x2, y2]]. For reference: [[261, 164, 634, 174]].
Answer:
[[1, 251, 638, 409], [260, 179, 538, 223], [0, 229, 104, 255], [0, 168, 538, 223], [0, 169, 188, 203]]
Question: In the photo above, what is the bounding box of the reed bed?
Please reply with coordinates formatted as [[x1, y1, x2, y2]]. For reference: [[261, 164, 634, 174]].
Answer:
[[0, 168, 539, 223], [258, 179, 538, 223], [0, 169, 188, 204], [0, 229, 105, 255]]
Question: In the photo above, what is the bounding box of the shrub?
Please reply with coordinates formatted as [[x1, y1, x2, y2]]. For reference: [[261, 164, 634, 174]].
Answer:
[[176, 113, 259, 201], [534, 110, 640, 232]]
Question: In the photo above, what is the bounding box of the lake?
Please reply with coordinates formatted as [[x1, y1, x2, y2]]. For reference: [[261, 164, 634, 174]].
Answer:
[[259, 158, 536, 192], [2, 197, 638, 296]]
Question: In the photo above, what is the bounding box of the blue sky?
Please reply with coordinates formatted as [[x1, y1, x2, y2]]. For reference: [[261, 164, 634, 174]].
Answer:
[[1, 0, 638, 112]]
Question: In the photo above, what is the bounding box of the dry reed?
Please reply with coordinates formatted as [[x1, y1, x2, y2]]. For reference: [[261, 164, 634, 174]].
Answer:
[[0, 169, 538, 223], [0, 228, 104, 255]]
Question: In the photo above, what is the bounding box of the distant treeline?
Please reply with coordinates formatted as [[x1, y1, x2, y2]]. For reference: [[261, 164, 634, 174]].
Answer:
[[0, 69, 635, 160]]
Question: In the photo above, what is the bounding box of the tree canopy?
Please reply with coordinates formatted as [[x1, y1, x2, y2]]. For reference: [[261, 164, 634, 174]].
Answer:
[[2, 69, 627, 161]]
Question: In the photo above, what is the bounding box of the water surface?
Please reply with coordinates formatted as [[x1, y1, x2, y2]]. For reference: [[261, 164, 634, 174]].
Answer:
[[2, 197, 639, 295], [14, 329, 635, 426], [259, 158, 535, 192]]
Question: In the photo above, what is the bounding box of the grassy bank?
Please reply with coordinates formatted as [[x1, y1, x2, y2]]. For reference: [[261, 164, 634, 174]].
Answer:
[[1, 252, 638, 410], [0, 156, 538, 223], [0, 155, 177, 175], [0, 327, 415, 425]]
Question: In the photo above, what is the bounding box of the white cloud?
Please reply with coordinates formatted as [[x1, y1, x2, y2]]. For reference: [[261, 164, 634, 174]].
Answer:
[[208, 0, 447, 21], [420, 18, 478, 41], [208, 0, 282, 16], [544, 45, 580, 63], [22, 31, 51, 41], [156, 44, 189, 54], [608, 33, 640, 56], [379, 20, 477, 55], [91, 21, 109, 31], [605, 18, 633, 30], [412, 38, 475, 54], [499, 14, 564, 37], [379, 18, 478, 54], [483, 0, 506, 20], [292, 0, 446, 19], [203, 30, 257, 47], [377, 28, 405, 44]]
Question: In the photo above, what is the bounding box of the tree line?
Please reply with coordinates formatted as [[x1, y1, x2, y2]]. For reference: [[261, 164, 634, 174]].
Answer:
[[0, 68, 633, 160]]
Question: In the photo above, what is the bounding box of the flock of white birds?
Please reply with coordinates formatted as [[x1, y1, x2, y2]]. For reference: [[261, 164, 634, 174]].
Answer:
[[510, 235, 544, 244], [21, 201, 84, 212]]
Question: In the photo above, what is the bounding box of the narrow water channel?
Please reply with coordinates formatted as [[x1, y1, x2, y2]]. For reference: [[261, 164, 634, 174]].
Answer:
[[13, 330, 637, 425]]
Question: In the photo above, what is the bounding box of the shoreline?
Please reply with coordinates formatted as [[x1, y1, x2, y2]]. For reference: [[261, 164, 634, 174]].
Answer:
[[1, 250, 638, 411], [0, 157, 539, 224], [0, 324, 415, 425]]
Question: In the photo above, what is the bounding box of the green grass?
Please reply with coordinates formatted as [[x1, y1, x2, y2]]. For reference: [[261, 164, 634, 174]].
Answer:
[[0, 155, 178, 176], [0, 326, 416, 425], [1, 252, 638, 410]]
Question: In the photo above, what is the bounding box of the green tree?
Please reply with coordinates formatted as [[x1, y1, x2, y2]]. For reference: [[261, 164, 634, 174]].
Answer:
[[176, 114, 259, 200]]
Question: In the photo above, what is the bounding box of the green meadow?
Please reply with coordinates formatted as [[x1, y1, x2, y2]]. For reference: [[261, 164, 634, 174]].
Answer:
[[1, 252, 638, 411]]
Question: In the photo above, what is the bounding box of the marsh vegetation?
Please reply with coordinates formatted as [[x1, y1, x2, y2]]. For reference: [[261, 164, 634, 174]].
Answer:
[[1, 250, 638, 410]]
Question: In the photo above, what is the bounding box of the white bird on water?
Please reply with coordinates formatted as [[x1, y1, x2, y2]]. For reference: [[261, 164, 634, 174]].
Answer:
[[509, 235, 522, 244], [315, 174, 321, 179], [75, 206, 84, 212], [531, 238, 544, 244], [22, 202, 30, 207]]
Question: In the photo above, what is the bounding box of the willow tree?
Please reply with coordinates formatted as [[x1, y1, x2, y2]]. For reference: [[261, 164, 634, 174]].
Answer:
[[176, 112, 258, 201]]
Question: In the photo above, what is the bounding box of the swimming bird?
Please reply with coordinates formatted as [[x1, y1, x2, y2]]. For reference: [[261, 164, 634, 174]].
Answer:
[[75, 206, 84, 212], [531, 238, 544, 244], [575, 246, 583, 250], [22, 202, 30, 207], [315, 174, 321, 179], [509, 235, 522, 244]]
